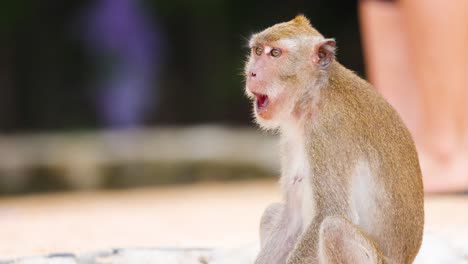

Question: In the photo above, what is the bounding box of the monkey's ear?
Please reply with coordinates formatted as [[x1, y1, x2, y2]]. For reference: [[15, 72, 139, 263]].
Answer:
[[312, 38, 336, 69]]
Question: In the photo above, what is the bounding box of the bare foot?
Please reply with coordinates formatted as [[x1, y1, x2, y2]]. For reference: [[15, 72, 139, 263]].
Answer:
[[418, 144, 468, 194]]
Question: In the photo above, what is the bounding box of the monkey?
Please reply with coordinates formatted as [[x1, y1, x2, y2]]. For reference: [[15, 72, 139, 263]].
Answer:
[[244, 15, 424, 264]]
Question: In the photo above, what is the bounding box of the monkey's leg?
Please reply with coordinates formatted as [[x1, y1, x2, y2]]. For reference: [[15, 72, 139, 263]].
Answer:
[[318, 216, 386, 264], [259, 202, 284, 245], [286, 216, 386, 264], [256, 203, 301, 264]]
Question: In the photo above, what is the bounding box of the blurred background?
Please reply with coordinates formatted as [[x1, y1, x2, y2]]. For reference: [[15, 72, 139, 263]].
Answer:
[[1, 0, 468, 260], [0, 0, 363, 193], [0, 0, 364, 133]]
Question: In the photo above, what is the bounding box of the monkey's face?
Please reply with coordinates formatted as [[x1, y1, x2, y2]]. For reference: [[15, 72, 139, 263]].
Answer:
[[244, 41, 297, 126], [244, 16, 336, 130], [244, 38, 320, 130]]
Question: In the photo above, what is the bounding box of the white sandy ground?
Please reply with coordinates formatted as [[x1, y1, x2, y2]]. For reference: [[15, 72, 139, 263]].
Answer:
[[0, 180, 467, 263]]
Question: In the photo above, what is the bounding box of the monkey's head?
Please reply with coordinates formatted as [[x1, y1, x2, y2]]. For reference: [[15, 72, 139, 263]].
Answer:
[[244, 15, 336, 130]]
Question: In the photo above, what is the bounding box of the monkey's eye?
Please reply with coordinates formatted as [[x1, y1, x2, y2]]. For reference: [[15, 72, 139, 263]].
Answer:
[[270, 48, 282, 57], [253, 46, 263, 56]]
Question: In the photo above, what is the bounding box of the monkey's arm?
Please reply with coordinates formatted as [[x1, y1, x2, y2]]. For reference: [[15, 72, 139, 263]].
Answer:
[[286, 156, 386, 264], [286, 135, 386, 264]]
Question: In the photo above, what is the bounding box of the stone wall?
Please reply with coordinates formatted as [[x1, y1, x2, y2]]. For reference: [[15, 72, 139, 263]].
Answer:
[[0, 126, 278, 193]]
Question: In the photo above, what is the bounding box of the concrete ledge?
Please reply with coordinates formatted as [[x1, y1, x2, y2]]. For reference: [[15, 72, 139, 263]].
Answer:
[[3, 229, 468, 264], [1, 247, 257, 264]]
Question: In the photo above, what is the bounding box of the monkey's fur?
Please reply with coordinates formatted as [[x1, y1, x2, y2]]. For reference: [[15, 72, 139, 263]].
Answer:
[[244, 16, 424, 264]]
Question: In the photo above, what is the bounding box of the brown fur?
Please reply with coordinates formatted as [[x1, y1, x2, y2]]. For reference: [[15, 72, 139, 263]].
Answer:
[[255, 15, 322, 43], [245, 16, 424, 264]]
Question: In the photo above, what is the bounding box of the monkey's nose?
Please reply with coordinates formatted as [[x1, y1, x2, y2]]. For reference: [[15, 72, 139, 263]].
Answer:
[[250, 72, 257, 77]]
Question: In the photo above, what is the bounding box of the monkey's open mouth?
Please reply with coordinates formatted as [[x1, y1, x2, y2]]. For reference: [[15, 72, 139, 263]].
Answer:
[[254, 93, 269, 112]]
